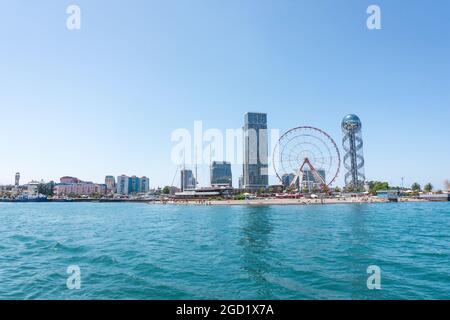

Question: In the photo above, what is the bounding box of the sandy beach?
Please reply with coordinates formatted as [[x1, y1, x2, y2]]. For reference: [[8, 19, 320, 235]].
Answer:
[[157, 196, 428, 206]]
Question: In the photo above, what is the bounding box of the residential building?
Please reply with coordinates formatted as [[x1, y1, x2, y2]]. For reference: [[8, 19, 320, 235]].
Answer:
[[105, 176, 116, 193], [60, 176, 81, 184], [54, 183, 106, 197], [130, 176, 140, 193], [140, 176, 150, 193], [116, 175, 130, 195], [116, 175, 150, 194]]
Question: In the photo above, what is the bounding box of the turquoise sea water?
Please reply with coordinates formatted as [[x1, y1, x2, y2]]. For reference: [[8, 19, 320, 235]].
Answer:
[[0, 202, 449, 300]]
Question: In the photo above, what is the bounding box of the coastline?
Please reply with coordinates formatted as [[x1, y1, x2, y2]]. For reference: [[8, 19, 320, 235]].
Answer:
[[156, 197, 431, 206], [0, 197, 439, 206]]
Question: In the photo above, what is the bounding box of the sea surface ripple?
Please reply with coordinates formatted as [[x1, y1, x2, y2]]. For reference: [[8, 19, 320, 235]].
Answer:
[[0, 202, 449, 299]]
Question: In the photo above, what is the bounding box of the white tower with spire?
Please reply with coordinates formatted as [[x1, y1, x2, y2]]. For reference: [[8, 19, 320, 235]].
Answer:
[[15, 172, 20, 187]]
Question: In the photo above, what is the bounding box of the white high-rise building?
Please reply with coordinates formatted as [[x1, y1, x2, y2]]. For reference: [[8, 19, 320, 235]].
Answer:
[[116, 175, 130, 195], [115, 175, 150, 194], [140, 177, 150, 193]]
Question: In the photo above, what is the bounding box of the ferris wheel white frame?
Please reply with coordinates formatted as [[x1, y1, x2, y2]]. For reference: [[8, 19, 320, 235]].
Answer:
[[273, 126, 341, 191]]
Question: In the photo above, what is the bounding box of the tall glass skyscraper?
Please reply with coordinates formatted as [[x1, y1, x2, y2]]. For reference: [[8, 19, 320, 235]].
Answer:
[[243, 112, 268, 191], [210, 161, 232, 187]]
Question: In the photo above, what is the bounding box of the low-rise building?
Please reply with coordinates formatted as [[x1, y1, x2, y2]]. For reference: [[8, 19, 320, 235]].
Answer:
[[54, 182, 106, 197], [376, 189, 403, 198], [419, 194, 450, 202], [60, 176, 81, 184], [175, 186, 233, 199], [25, 180, 41, 196]]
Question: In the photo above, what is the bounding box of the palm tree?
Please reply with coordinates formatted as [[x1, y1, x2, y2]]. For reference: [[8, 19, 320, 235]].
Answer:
[[411, 183, 421, 192], [424, 183, 433, 193]]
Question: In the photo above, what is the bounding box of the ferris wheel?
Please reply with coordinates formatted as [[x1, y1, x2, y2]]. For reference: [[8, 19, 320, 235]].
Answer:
[[273, 126, 341, 192]]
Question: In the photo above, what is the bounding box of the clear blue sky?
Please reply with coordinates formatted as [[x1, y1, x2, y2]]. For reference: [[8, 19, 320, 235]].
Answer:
[[1, 0, 449, 189]]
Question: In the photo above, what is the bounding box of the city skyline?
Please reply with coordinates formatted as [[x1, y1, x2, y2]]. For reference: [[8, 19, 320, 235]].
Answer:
[[0, 1, 449, 189], [0, 107, 449, 190]]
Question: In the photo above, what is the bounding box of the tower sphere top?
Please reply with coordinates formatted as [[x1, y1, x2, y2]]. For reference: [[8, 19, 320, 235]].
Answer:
[[342, 114, 362, 132]]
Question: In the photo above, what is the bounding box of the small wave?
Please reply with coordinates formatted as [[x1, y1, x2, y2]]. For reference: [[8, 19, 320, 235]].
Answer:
[[90, 254, 119, 265], [10, 234, 36, 242], [47, 242, 86, 253], [417, 250, 449, 258]]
